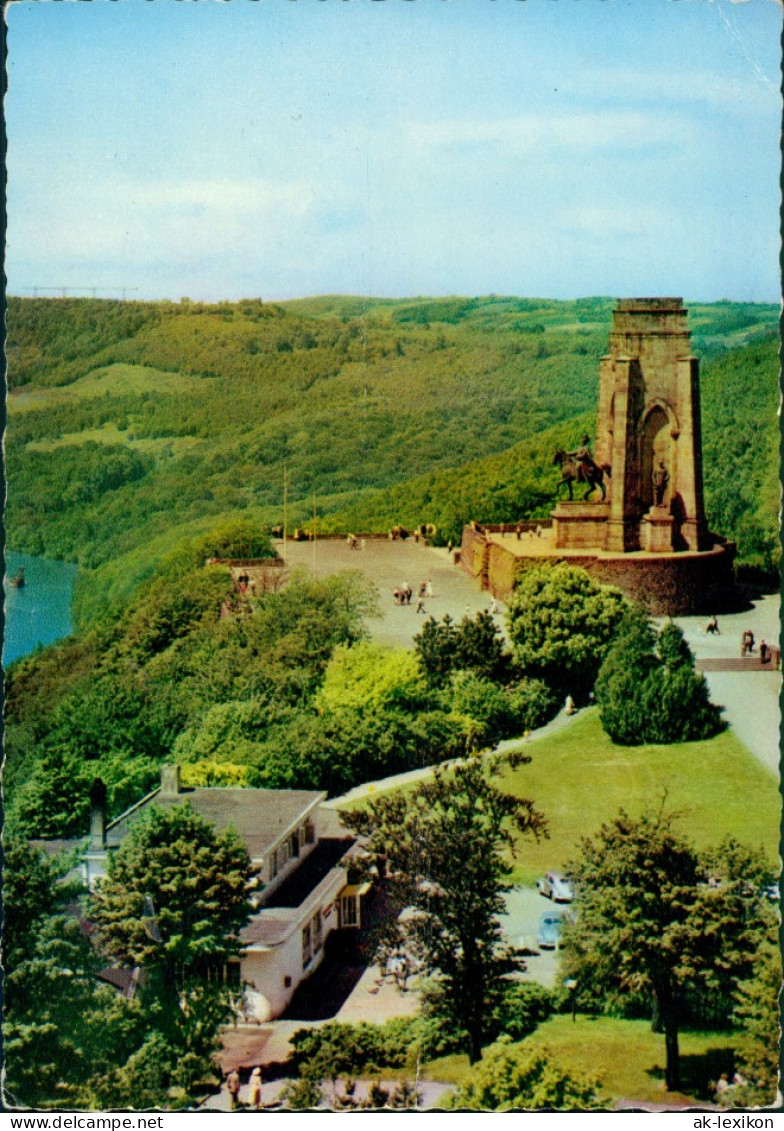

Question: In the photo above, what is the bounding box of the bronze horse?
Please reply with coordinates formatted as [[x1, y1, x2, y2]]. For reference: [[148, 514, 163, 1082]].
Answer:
[[553, 449, 611, 501]]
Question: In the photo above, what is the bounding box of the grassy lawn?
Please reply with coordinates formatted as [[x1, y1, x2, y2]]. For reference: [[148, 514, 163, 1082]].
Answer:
[[8, 363, 204, 412], [26, 420, 206, 456], [498, 709, 780, 885], [337, 709, 779, 886], [423, 1015, 744, 1107]]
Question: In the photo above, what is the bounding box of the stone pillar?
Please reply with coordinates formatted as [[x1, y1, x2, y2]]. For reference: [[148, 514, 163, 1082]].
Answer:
[[160, 764, 181, 798], [673, 357, 710, 550], [89, 777, 107, 851], [602, 357, 644, 552]]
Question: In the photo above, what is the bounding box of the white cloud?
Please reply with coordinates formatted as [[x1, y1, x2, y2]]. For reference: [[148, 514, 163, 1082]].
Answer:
[[405, 110, 693, 157], [561, 66, 779, 115], [8, 176, 320, 266], [558, 204, 674, 241]]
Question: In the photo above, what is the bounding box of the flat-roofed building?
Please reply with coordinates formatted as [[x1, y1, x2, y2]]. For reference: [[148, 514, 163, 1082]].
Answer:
[[83, 765, 367, 1022]]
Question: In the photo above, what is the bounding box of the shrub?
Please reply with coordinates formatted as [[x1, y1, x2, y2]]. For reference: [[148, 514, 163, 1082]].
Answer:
[[504, 678, 559, 733], [492, 983, 554, 1042], [507, 565, 627, 697], [596, 613, 724, 745], [448, 1039, 605, 1110]]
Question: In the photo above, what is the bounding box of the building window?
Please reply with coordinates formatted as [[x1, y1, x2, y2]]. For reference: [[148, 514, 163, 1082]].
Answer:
[[226, 962, 241, 988], [289, 830, 300, 859], [302, 924, 312, 969], [340, 895, 358, 928], [270, 849, 279, 881], [303, 820, 315, 846], [312, 910, 323, 954]]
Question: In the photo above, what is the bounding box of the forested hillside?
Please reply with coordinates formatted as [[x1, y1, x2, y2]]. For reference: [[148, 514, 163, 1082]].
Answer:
[[6, 295, 778, 626]]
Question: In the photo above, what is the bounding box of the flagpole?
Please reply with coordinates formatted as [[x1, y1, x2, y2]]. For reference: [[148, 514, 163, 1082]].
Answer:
[[282, 463, 288, 564]]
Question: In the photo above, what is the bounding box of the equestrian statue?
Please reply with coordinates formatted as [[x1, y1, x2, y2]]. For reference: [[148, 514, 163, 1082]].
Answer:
[[553, 434, 611, 501]]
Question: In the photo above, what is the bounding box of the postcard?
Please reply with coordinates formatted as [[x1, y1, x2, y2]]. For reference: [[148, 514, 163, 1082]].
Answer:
[[3, 0, 781, 1120]]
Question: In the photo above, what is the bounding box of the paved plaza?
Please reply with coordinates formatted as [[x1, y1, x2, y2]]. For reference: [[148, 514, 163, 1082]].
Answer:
[[667, 593, 780, 775], [281, 536, 779, 776], [277, 537, 504, 648]]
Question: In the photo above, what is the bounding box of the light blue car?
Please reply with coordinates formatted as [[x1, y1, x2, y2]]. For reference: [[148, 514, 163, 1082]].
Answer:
[[537, 911, 564, 950]]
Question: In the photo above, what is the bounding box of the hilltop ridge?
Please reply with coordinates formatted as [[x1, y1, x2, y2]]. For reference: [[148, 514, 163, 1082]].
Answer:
[[6, 295, 778, 625]]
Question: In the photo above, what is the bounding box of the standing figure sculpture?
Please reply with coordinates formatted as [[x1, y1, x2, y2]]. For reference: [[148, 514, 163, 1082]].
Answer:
[[553, 435, 611, 501], [651, 461, 669, 507]]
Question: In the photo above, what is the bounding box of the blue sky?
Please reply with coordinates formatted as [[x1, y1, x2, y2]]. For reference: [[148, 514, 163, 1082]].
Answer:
[[6, 0, 781, 303]]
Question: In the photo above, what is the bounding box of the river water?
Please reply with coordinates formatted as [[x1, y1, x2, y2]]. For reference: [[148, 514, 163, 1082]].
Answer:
[[3, 551, 78, 665]]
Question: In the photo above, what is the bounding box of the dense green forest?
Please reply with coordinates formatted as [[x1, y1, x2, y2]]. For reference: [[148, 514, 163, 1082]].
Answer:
[[3, 536, 556, 839], [6, 295, 778, 626]]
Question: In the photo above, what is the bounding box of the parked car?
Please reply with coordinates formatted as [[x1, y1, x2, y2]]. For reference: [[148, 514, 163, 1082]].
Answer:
[[537, 911, 565, 950], [537, 871, 574, 903]]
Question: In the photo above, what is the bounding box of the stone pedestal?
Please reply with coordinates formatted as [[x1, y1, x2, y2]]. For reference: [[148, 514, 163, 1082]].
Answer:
[[553, 502, 610, 550], [640, 506, 674, 553]]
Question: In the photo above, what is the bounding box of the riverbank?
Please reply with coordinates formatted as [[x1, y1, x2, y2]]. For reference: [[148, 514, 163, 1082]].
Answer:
[[3, 551, 77, 665]]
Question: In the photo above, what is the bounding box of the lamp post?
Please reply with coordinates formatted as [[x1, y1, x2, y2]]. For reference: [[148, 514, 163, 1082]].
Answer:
[[564, 978, 578, 1023]]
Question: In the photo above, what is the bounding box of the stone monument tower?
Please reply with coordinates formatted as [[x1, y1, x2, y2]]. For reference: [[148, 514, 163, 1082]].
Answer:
[[460, 296, 736, 615], [554, 297, 710, 555], [596, 297, 709, 553]]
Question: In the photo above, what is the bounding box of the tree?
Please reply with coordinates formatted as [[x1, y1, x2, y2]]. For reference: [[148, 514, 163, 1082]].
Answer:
[[414, 614, 459, 687], [414, 612, 507, 688], [453, 611, 508, 682], [595, 612, 724, 745], [506, 565, 627, 696], [90, 803, 253, 1001], [561, 809, 768, 1091], [342, 755, 546, 1063], [2, 843, 149, 1110], [732, 935, 781, 1106], [448, 1039, 605, 1110], [445, 670, 511, 747], [2, 839, 60, 968], [8, 743, 93, 838], [316, 641, 429, 715]]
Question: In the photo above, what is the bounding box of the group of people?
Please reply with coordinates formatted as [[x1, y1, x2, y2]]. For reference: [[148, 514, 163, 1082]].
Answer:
[[739, 630, 772, 663], [713, 1071, 748, 1106], [392, 579, 433, 613], [740, 630, 756, 656], [225, 1066, 263, 1111]]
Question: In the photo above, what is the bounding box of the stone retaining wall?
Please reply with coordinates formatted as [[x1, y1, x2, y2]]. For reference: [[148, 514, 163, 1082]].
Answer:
[[461, 526, 737, 616]]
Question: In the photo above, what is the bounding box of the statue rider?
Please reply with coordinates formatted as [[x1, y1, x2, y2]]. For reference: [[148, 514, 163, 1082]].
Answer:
[[567, 434, 597, 482]]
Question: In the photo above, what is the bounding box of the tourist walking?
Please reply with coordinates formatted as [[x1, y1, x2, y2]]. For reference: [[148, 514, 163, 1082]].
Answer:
[[248, 1067, 263, 1110], [226, 1069, 241, 1111]]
